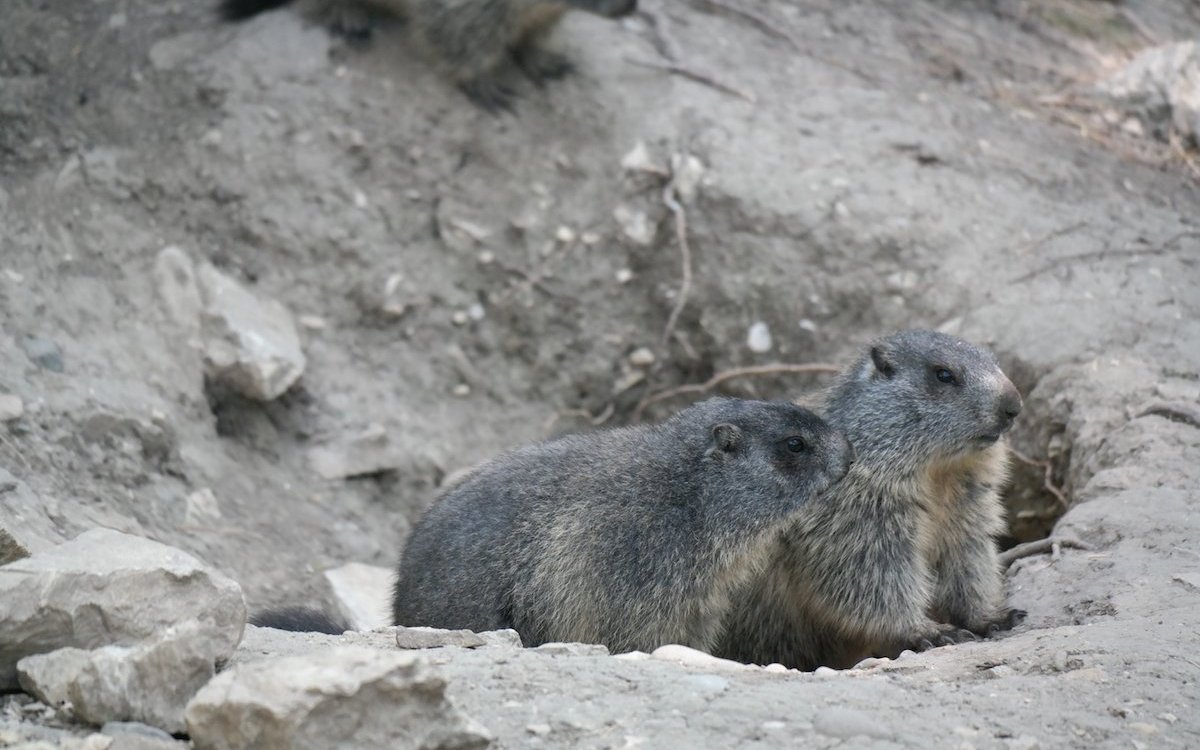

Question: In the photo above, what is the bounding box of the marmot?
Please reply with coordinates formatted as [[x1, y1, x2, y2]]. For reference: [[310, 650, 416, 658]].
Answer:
[[220, 0, 637, 111], [392, 398, 854, 654], [716, 330, 1026, 670], [249, 605, 350, 635]]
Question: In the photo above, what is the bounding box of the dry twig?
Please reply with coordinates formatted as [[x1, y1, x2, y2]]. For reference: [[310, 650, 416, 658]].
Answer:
[[999, 536, 1093, 568], [1009, 447, 1070, 510], [632, 363, 840, 423], [625, 58, 756, 102], [542, 403, 616, 434], [658, 183, 692, 352]]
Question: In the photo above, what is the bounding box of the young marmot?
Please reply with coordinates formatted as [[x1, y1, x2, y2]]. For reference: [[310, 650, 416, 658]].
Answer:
[[717, 330, 1026, 670], [392, 398, 854, 654], [220, 0, 637, 111]]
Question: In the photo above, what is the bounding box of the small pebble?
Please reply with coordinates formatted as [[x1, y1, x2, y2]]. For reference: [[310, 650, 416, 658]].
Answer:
[[762, 663, 789, 674], [477, 250, 495, 265], [526, 723, 552, 736], [0, 394, 24, 422], [615, 268, 634, 284], [1158, 713, 1177, 725], [298, 315, 327, 331], [761, 721, 786, 732], [555, 226, 576, 243], [747, 322, 772, 353], [451, 310, 470, 326], [581, 232, 601, 245], [466, 303, 486, 322], [451, 384, 471, 397], [628, 348, 656, 368], [813, 666, 838, 677], [1128, 722, 1158, 735]]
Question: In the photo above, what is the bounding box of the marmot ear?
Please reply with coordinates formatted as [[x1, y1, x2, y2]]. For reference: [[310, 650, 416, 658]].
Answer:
[[710, 423, 742, 454], [870, 345, 896, 378]]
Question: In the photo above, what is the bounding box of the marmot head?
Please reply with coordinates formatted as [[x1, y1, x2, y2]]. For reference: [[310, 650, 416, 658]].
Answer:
[[829, 330, 1022, 466], [565, 0, 637, 19], [687, 398, 855, 506]]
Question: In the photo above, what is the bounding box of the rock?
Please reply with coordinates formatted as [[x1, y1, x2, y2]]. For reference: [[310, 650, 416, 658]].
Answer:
[[17, 623, 217, 733], [308, 424, 403, 480], [812, 706, 893, 740], [0, 394, 24, 421], [613, 205, 657, 246], [627, 347, 656, 368], [0, 528, 245, 690], [323, 563, 393, 631], [100, 722, 186, 750], [184, 488, 222, 525], [196, 262, 305, 401], [15, 648, 92, 706], [184, 646, 491, 750], [0, 469, 62, 566], [478, 630, 523, 648], [669, 153, 706, 203], [154, 247, 202, 334], [649, 645, 749, 672], [20, 336, 64, 373], [395, 627, 486, 650], [747, 321, 773, 353], [1097, 41, 1200, 144]]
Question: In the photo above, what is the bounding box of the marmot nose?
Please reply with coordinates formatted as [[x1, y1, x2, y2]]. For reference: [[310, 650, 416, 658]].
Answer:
[[997, 385, 1023, 426]]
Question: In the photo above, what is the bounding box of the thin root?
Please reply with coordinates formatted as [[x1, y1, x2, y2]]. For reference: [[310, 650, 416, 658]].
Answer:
[[999, 536, 1093, 568], [1009, 447, 1070, 510], [625, 57, 756, 102]]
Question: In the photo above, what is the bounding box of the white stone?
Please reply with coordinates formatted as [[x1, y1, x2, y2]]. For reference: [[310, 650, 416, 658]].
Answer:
[[324, 563, 394, 631], [747, 321, 773, 353], [184, 488, 221, 525], [0, 528, 245, 690], [650, 645, 750, 672], [18, 623, 217, 734], [185, 647, 491, 750], [613, 205, 656, 246], [196, 262, 305, 401], [0, 394, 24, 421]]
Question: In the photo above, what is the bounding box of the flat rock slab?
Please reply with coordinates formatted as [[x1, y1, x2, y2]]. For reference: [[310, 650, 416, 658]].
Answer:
[[395, 627, 522, 650], [185, 646, 491, 750], [17, 623, 217, 734], [323, 562, 393, 631], [0, 528, 245, 690]]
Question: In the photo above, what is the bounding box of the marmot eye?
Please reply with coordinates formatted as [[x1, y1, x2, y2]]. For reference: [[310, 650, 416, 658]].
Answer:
[[786, 437, 806, 453], [935, 368, 957, 385]]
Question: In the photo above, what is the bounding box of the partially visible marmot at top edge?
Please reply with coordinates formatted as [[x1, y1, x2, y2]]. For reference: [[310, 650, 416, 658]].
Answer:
[[716, 330, 1027, 670], [392, 398, 855, 654], [220, 0, 637, 111]]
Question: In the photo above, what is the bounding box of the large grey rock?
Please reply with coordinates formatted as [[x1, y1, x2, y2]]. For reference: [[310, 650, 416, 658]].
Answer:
[[1098, 40, 1200, 144], [0, 528, 246, 689], [185, 646, 491, 750], [323, 562, 393, 630], [196, 261, 305, 401], [17, 623, 217, 734], [0, 469, 62, 566]]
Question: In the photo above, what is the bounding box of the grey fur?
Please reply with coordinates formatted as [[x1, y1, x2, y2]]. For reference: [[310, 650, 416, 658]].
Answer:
[[392, 398, 853, 654], [717, 330, 1026, 670]]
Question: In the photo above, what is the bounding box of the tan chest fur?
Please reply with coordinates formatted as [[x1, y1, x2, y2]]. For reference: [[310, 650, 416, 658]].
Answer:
[[913, 444, 1008, 566]]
